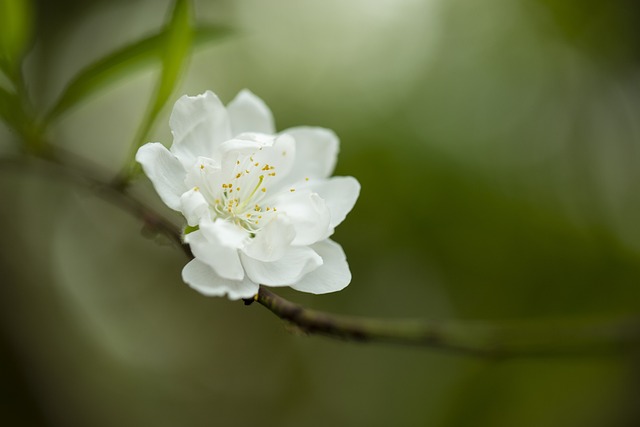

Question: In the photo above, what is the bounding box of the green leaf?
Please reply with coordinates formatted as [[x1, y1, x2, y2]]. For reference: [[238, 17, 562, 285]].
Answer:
[[134, 0, 193, 148], [184, 224, 199, 235], [45, 33, 165, 122], [118, 0, 196, 182], [0, 86, 26, 133], [45, 23, 230, 123], [0, 0, 34, 81]]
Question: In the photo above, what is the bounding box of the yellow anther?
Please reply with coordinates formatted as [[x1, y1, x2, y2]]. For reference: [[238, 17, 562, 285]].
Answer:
[[236, 173, 242, 179], [200, 164, 205, 170], [290, 188, 296, 192], [261, 188, 266, 192], [305, 177, 309, 181], [254, 162, 259, 167], [269, 172, 276, 177]]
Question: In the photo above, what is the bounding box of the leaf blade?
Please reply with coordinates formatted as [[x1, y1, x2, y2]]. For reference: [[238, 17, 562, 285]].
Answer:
[[45, 23, 230, 123], [0, 0, 34, 81], [45, 32, 164, 122], [138, 0, 193, 141], [0, 86, 26, 133]]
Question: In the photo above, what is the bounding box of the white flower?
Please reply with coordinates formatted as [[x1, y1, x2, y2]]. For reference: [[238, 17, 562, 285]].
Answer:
[[136, 90, 360, 299]]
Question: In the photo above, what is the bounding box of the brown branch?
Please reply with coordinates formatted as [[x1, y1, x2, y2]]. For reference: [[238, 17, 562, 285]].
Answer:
[[254, 287, 640, 358], [1, 148, 191, 258], [5, 147, 640, 358]]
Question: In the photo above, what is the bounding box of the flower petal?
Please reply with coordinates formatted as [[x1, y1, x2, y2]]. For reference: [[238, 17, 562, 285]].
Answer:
[[184, 221, 247, 280], [290, 239, 352, 294], [302, 176, 360, 231], [251, 133, 296, 191], [182, 258, 259, 299], [227, 89, 275, 136], [270, 189, 331, 246], [180, 187, 210, 226], [241, 245, 322, 286], [218, 134, 274, 160], [169, 91, 232, 168], [282, 127, 339, 183], [184, 156, 223, 199], [217, 133, 297, 192], [242, 215, 295, 262], [135, 142, 187, 211]]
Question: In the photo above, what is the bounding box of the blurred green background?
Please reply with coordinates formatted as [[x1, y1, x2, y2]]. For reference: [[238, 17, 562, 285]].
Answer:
[[2, 0, 640, 425]]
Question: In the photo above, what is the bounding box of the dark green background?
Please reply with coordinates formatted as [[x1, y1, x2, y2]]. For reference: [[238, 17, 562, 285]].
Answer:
[[2, 0, 640, 425]]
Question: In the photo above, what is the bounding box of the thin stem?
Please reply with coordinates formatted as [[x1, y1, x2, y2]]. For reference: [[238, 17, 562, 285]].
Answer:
[[2, 148, 191, 258], [5, 147, 640, 358], [254, 287, 640, 358]]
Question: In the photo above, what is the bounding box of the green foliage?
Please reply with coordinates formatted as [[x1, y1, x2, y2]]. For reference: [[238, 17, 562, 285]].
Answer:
[[0, 86, 24, 132], [0, 0, 33, 82], [130, 0, 193, 159], [46, 22, 229, 123]]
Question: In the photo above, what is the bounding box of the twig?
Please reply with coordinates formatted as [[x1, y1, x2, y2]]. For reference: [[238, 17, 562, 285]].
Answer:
[[1, 149, 191, 258], [5, 147, 640, 358], [254, 287, 640, 358]]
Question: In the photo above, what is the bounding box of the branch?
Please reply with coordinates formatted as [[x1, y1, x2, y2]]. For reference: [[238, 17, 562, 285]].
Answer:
[[1, 148, 191, 258], [254, 286, 640, 358], [5, 148, 640, 358]]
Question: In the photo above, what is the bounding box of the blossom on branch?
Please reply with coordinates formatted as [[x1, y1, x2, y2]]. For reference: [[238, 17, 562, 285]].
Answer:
[[136, 90, 360, 299]]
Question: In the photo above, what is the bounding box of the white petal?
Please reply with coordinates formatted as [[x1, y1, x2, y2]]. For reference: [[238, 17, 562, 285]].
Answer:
[[282, 127, 339, 183], [217, 133, 297, 193], [241, 245, 322, 286], [218, 135, 273, 159], [199, 218, 248, 248], [184, 156, 222, 195], [135, 142, 188, 211], [180, 187, 210, 226], [227, 89, 275, 136], [290, 239, 352, 294], [242, 215, 295, 262], [270, 190, 331, 246], [184, 222, 246, 281], [182, 258, 259, 299], [302, 176, 360, 230], [250, 133, 296, 191], [169, 91, 232, 168]]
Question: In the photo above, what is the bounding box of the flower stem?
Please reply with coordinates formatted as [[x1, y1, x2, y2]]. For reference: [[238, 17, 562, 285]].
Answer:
[[5, 147, 640, 358], [255, 287, 640, 358]]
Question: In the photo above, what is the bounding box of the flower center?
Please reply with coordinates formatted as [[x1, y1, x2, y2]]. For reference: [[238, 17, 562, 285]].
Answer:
[[210, 153, 278, 233]]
